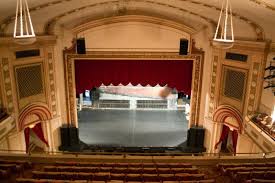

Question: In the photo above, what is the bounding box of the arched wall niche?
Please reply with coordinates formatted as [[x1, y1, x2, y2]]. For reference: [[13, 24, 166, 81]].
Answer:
[[213, 105, 243, 132], [18, 103, 52, 131]]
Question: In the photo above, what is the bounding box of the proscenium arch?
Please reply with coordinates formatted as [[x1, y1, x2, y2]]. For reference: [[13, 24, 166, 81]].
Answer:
[[64, 53, 203, 129], [213, 105, 243, 132], [18, 103, 52, 131]]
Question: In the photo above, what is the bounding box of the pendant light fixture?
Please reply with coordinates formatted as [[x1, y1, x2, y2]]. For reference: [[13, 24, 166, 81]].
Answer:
[[213, 0, 234, 49], [13, 0, 36, 45]]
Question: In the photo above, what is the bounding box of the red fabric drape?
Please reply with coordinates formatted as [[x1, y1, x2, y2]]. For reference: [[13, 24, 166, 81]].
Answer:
[[74, 60, 193, 95], [24, 127, 30, 153], [215, 125, 230, 149], [232, 130, 238, 153], [32, 123, 49, 147]]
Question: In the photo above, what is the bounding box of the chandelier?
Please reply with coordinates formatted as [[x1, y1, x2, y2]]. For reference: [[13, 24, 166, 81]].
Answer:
[[213, 0, 234, 49], [13, 0, 36, 45]]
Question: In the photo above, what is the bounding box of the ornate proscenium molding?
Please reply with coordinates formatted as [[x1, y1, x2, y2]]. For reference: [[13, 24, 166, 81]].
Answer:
[[63, 51, 204, 127]]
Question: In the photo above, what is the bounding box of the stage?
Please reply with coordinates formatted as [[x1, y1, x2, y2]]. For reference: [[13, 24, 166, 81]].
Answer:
[[78, 109, 188, 147]]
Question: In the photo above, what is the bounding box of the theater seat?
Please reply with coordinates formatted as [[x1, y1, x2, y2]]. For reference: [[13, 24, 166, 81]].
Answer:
[[251, 179, 275, 183], [159, 174, 177, 181], [125, 174, 143, 182], [142, 174, 160, 182]]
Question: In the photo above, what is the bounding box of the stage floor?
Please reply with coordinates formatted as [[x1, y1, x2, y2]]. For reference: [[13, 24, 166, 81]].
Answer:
[[78, 109, 188, 147]]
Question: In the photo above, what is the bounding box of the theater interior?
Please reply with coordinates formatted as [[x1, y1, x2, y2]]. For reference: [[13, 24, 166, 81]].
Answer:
[[0, 0, 275, 182]]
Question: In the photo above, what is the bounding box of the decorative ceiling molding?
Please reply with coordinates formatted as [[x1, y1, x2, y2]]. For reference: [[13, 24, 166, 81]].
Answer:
[[44, 0, 216, 35], [249, 0, 275, 11], [71, 15, 196, 36], [0, 0, 265, 40]]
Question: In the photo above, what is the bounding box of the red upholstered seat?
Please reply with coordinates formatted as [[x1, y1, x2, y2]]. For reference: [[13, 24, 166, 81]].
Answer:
[[116, 163, 129, 168], [143, 168, 158, 174], [162, 181, 180, 183], [234, 172, 251, 183], [93, 172, 110, 181], [142, 163, 155, 168], [264, 171, 275, 180], [125, 174, 143, 182], [127, 168, 142, 174], [110, 173, 126, 180], [142, 174, 160, 182], [128, 163, 142, 168], [251, 179, 275, 183], [159, 174, 177, 181], [171, 168, 198, 174], [99, 167, 112, 172], [111, 168, 128, 174], [158, 168, 172, 174]]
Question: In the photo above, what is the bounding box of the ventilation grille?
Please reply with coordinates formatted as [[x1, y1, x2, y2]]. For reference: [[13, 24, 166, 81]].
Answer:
[[16, 64, 44, 99], [15, 49, 40, 59], [223, 68, 246, 100], [137, 100, 167, 109], [225, 52, 248, 62]]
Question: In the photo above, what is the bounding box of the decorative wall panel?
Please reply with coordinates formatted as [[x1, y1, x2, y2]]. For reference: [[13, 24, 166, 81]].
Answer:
[[1, 58, 14, 113], [47, 52, 57, 117], [246, 62, 260, 115], [208, 56, 218, 118]]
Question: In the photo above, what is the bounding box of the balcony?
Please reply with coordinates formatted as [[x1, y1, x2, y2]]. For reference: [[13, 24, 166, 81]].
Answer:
[[244, 115, 275, 153], [0, 114, 16, 141]]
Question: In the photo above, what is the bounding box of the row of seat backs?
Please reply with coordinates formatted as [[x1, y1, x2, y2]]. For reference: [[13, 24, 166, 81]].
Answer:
[[32, 171, 206, 181], [17, 179, 215, 183], [44, 166, 198, 174], [55, 162, 193, 168]]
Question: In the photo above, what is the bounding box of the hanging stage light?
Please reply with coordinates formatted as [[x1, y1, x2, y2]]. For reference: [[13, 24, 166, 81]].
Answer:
[[13, 0, 36, 45], [213, 0, 234, 49]]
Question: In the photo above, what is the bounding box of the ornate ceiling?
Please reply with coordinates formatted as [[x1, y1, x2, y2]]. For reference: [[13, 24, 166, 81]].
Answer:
[[0, 0, 275, 41]]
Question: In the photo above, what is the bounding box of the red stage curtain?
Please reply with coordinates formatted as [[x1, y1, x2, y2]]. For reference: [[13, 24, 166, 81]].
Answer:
[[24, 127, 30, 153], [74, 60, 193, 95], [232, 130, 238, 153], [32, 123, 49, 147], [215, 125, 230, 149]]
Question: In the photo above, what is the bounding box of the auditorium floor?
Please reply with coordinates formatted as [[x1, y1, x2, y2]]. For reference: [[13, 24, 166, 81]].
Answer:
[[78, 109, 188, 147]]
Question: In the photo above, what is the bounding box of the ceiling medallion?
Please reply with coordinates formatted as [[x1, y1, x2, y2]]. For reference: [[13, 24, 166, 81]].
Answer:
[[13, 0, 36, 45], [213, 0, 234, 49]]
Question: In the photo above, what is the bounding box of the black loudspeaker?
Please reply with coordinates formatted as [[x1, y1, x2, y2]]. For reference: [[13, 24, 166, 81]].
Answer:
[[69, 127, 80, 146], [76, 38, 86, 54], [196, 127, 205, 148], [187, 126, 205, 148], [179, 39, 189, 55], [60, 127, 70, 147], [59, 126, 80, 151]]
